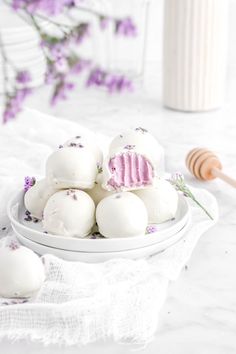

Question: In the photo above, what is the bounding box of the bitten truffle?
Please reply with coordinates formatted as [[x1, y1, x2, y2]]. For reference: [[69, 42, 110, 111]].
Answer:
[[102, 128, 164, 191]]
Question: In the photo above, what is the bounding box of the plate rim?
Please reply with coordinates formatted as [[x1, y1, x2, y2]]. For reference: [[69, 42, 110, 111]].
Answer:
[[13, 216, 192, 260], [12, 216, 190, 253]]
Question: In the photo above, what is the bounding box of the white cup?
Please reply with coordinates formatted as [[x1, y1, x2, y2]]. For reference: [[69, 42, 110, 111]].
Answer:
[[163, 0, 228, 112]]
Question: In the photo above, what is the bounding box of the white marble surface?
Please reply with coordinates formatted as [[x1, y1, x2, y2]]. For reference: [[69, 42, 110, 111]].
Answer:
[[1, 0, 236, 352]]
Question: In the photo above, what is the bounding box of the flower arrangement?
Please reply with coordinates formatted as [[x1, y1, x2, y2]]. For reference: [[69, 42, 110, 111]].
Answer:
[[1, 0, 137, 123]]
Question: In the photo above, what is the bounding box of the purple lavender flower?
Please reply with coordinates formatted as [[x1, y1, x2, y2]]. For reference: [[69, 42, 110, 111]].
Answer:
[[54, 57, 69, 73], [66, 189, 76, 195], [12, 0, 76, 15], [45, 58, 69, 85], [8, 240, 20, 251], [45, 53, 91, 105], [115, 17, 137, 37], [24, 176, 36, 192], [86, 68, 105, 87], [16, 71, 31, 84], [99, 16, 110, 30], [96, 162, 103, 174], [24, 215, 32, 221], [11, 0, 26, 11], [70, 59, 91, 74], [51, 79, 75, 105], [72, 23, 90, 45], [90, 232, 101, 239], [50, 42, 69, 60], [146, 225, 158, 234], [135, 127, 148, 134], [3, 2, 136, 122], [106, 75, 133, 93], [66, 189, 78, 200], [3, 88, 32, 123], [2, 298, 28, 306], [124, 144, 135, 150], [170, 172, 185, 184], [45, 67, 55, 84], [41, 38, 70, 68], [87, 68, 133, 93]]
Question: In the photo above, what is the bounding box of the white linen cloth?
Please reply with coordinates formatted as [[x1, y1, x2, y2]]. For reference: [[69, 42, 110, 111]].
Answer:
[[0, 108, 218, 346]]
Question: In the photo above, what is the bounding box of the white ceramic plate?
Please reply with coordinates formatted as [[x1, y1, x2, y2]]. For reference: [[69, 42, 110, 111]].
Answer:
[[13, 217, 191, 263], [8, 190, 190, 253]]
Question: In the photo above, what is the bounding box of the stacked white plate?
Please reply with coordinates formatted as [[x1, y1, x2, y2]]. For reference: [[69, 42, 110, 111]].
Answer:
[[0, 3, 49, 92], [8, 190, 191, 263]]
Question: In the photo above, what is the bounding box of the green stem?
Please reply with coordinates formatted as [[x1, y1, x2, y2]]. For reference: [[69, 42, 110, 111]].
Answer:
[[27, 14, 53, 67], [172, 179, 214, 221], [32, 12, 72, 31], [191, 197, 214, 220]]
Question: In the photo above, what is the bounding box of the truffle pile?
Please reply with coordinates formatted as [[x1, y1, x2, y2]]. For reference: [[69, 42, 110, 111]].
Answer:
[[24, 128, 178, 239]]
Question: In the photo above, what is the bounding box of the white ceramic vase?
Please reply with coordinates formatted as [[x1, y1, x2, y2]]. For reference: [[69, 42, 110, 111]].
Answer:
[[0, 3, 47, 94], [163, 0, 228, 112]]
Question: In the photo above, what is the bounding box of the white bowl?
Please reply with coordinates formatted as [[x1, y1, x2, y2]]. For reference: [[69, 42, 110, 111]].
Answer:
[[13, 219, 191, 263], [8, 190, 190, 253]]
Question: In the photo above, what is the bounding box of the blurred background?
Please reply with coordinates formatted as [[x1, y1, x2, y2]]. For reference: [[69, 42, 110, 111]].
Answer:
[[1, 0, 236, 120]]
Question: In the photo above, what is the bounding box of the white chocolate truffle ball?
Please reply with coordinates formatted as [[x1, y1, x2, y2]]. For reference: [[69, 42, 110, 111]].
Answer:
[[63, 135, 103, 167], [43, 189, 95, 237], [24, 179, 58, 219], [102, 127, 165, 191], [96, 192, 148, 238], [86, 175, 115, 206], [133, 179, 178, 223], [109, 128, 163, 156], [46, 147, 98, 190], [0, 242, 45, 298]]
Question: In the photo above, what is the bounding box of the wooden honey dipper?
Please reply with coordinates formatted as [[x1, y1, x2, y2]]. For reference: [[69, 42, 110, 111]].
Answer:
[[186, 148, 236, 188]]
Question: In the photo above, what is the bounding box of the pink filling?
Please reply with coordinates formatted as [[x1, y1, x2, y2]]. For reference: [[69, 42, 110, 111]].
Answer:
[[108, 152, 154, 189]]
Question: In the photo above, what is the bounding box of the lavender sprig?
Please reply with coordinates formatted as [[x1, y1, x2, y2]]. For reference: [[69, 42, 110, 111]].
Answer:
[[168, 172, 214, 220], [24, 176, 36, 192], [1, 1, 137, 123], [8, 240, 20, 251], [96, 163, 103, 174], [146, 225, 158, 234]]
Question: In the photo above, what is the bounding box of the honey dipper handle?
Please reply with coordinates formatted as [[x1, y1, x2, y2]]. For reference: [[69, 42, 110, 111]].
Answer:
[[211, 168, 236, 188]]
